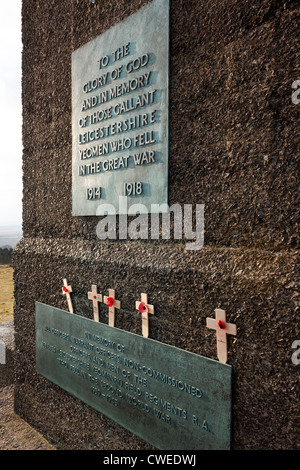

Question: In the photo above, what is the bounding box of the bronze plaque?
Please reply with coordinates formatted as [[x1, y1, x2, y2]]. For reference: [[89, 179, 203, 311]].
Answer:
[[72, 0, 169, 215], [36, 302, 232, 450]]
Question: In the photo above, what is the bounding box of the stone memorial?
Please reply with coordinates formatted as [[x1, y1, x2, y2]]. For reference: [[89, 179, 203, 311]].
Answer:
[[14, 0, 299, 451]]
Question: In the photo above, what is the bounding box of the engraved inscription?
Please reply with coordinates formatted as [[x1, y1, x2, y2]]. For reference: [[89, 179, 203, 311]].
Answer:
[[87, 187, 101, 200], [72, 0, 169, 215], [41, 328, 206, 430], [36, 302, 233, 450]]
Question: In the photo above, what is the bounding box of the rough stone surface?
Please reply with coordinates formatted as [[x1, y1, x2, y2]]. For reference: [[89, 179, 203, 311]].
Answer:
[[14, 0, 299, 450]]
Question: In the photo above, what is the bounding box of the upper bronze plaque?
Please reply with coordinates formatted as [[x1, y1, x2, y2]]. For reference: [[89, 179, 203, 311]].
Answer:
[[72, 0, 169, 215]]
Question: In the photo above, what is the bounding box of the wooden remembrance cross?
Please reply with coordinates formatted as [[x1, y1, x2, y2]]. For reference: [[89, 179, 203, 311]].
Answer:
[[206, 308, 237, 364], [88, 285, 103, 322], [62, 279, 73, 314], [103, 289, 121, 328], [136, 293, 155, 338]]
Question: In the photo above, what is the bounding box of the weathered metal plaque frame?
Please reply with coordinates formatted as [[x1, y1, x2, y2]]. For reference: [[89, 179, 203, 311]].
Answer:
[[72, 0, 169, 215], [36, 303, 232, 450], [0, 340, 5, 365]]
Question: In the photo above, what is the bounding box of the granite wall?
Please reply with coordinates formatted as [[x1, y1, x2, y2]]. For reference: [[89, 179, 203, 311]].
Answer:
[[14, 0, 299, 449]]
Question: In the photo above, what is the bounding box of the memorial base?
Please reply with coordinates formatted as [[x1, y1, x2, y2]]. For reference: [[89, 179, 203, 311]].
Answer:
[[13, 237, 298, 450]]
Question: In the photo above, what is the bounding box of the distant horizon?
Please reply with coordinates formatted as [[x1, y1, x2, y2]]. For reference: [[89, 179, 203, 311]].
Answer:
[[0, 222, 22, 229], [0, 224, 22, 248]]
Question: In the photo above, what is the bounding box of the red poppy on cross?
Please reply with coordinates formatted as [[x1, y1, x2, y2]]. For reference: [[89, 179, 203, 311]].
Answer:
[[139, 302, 149, 314]]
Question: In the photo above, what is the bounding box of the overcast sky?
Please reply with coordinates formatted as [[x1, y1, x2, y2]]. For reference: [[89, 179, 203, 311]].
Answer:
[[0, 1, 22, 226]]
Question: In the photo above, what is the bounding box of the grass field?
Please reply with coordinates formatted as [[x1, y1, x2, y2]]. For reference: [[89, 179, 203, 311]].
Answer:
[[0, 265, 14, 322]]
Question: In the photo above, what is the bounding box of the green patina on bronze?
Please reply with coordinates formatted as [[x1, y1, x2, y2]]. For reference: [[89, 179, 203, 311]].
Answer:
[[72, 0, 169, 216], [36, 302, 232, 450]]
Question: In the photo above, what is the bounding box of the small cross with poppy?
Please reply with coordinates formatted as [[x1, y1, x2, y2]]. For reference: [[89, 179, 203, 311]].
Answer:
[[62, 279, 74, 314], [103, 289, 121, 328], [88, 285, 103, 322], [135, 293, 155, 338], [206, 308, 237, 364]]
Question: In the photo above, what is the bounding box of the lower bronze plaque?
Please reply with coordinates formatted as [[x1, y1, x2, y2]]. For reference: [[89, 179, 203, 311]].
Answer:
[[36, 302, 232, 450]]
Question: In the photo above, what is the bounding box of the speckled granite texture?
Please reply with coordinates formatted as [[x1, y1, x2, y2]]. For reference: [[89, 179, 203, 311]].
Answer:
[[14, 0, 299, 450]]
